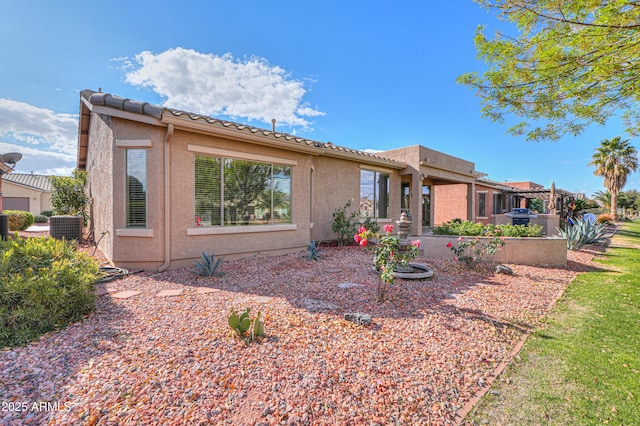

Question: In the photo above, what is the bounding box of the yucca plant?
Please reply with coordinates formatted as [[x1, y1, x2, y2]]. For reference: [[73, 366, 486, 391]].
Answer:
[[194, 250, 224, 276], [557, 216, 609, 250]]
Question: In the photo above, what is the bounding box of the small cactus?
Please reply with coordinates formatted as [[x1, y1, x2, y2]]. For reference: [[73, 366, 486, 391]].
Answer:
[[228, 308, 251, 336], [253, 311, 265, 337], [227, 308, 266, 344]]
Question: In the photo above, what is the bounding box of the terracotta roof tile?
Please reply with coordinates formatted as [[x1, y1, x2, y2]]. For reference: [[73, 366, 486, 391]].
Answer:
[[81, 90, 402, 166]]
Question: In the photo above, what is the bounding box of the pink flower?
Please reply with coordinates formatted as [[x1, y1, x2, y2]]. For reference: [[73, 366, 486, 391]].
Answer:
[[354, 234, 362, 243], [457, 236, 464, 242], [359, 238, 368, 247], [411, 240, 421, 248], [383, 224, 394, 233], [447, 242, 453, 248], [359, 226, 368, 234]]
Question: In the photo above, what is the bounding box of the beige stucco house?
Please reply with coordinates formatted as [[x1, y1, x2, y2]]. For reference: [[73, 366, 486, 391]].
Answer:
[[77, 90, 500, 270], [0, 173, 53, 215]]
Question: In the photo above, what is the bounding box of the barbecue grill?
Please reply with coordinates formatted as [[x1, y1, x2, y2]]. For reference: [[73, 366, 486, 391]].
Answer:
[[506, 208, 538, 226]]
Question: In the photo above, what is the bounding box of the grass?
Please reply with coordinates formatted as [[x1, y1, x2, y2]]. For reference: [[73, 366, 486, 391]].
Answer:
[[466, 220, 640, 425]]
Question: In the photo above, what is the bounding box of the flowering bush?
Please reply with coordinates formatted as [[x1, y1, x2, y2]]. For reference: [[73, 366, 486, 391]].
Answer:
[[355, 225, 421, 302], [447, 236, 505, 268]]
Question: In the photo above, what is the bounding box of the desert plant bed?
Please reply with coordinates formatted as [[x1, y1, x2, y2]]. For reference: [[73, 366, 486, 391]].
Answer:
[[0, 246, 596, 424]]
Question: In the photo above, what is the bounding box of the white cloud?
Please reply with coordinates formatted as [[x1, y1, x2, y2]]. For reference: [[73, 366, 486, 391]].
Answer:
[[0, 99, 78, 155], [124, 48, 325, 129], [0, 141, 75, 176]]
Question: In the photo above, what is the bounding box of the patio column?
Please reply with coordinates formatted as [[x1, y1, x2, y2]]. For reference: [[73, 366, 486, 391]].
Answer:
[[467, 182, 475, 222], [410, 170, 422, 235]]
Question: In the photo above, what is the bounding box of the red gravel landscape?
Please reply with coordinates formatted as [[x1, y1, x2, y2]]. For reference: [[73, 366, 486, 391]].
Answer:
[[0, 243, 598, 425]]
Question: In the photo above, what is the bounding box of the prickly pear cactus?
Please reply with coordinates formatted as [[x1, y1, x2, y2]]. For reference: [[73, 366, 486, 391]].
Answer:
[[253, 311, 265, 338]]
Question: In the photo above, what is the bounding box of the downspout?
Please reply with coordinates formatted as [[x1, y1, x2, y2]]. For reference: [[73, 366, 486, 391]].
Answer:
[[158, 123, 174, 272]]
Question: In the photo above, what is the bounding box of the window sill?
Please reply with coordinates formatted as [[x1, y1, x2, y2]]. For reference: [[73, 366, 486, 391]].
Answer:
[[186, 223, 297, 236], [116, 228, 154, 238]]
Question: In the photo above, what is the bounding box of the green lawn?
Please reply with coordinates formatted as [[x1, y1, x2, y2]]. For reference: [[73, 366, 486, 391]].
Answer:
[[466, 220, 640, 425]]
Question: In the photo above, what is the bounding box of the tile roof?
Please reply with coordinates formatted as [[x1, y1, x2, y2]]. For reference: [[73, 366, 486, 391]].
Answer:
[[2, 173, 53, 192], [81, 90, 404, 167]]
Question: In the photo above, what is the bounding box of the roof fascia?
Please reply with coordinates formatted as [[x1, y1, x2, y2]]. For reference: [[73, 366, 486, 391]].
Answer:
[[162, 114, 406, 170]]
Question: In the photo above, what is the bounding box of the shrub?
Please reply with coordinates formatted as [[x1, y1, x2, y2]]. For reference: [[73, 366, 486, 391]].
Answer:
[[50, 170, 89, 222], [446, 236, 505, 268], [485, 223, 543, 237], [359, 214, 380, 234], [434, 220, 543, 237], [596, 213, 615, 225], [433, 220, 484, 236], [557, 216, 609, 250], [40, 210, 53, 217], [331, 200, 360, 246], [0, 236, 100, 347], [34, 215, 49, 224], [3, 210, 34, 231]]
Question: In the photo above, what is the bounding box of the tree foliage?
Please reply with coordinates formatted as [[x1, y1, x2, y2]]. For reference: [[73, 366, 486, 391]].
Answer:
[[589, 137, 638, 218], [50, 169, 89, 219], [459, 1, 640, 141]]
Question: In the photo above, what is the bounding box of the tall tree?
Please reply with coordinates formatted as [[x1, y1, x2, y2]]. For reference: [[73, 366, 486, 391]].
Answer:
[[458, 1, 640, 141], [589, 137, 638, 219]]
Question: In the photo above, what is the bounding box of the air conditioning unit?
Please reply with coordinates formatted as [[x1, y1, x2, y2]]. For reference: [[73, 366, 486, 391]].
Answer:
[[50, 215, 83, 241], [0, 213, 8, 241]]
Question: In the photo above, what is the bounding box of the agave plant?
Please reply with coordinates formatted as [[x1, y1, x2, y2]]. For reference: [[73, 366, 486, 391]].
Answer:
[[557, 216, 609, 250], [305, 240, 323, 261], [194, 250, 224, 276]]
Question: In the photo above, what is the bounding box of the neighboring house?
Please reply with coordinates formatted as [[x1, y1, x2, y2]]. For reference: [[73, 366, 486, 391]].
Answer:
[[0, 173, 53, 215], [78, 90, 567, 270]]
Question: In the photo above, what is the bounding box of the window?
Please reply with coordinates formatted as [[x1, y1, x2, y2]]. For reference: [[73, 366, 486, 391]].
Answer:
[[360, 169, 389, 219], [493, 193, 503, 214], [478, 192, 486, 217], [194, 155, 291, 227], [126, 149, 147, 227]]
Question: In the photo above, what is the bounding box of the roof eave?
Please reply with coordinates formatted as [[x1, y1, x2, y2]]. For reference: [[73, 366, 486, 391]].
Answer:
[[161, 114, 406, 170]]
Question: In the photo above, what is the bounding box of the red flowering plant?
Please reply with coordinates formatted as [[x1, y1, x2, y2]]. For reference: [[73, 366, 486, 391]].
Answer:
[[355, 224, 421, 302], [447, 235, 505, 268]]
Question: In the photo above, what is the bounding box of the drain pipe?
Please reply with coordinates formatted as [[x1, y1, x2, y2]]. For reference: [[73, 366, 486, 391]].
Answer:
[[158, 123, 174, 272]]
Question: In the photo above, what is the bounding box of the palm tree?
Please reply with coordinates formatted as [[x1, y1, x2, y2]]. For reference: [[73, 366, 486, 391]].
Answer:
[[593, 190, 611, 211], [589, 137, 638, 219]]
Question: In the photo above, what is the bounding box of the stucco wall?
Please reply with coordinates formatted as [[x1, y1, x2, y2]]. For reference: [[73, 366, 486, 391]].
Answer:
[[433, 184, 468, 225], [420, 234, 567, 266], [167, 130, 312, 268], [86, 113, 116, 261]]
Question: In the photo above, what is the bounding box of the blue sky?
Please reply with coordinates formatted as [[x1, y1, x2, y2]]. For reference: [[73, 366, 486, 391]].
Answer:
[[0, 1, 637, 198]]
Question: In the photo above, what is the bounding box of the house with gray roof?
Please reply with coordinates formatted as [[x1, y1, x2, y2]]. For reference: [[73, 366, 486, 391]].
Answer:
[[1, 173, 53, 215]]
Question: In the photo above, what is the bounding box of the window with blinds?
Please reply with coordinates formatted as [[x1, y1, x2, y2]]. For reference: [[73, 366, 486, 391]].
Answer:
[[194, 154, 291, 227], [126, 149, 147, 227], [359, 169, 389, 219]]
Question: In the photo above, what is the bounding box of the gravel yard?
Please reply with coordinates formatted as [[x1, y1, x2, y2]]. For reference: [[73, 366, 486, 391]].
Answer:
[[0, 243, 598, 425]]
